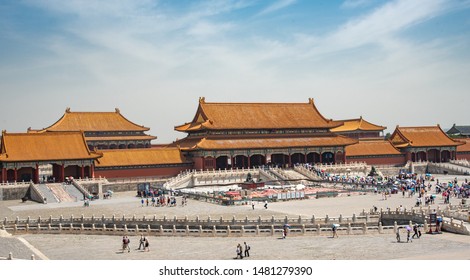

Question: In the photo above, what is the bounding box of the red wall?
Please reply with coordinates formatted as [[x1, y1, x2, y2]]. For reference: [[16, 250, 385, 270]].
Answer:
[[95, 166, 191, 179], [346, 155, 406, 166], [457, 152, 470, 161]]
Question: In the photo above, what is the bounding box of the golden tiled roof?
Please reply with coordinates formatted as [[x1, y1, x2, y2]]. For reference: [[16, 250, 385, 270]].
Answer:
[[346, 140, 402, 157], [31, 108, 150, 132], [86, 135, 157, 141], [95, 148, 188, 167], [170, 135, 357, 151], [331, 116, 386, 132], [175, 97, 342, 132], [456, 139, 470, 152], [0, 131, 102, 162], [390, 125, 462, 148]]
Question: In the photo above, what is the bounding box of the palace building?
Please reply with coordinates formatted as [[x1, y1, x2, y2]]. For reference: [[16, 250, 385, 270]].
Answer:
[[28, 108, 156, 150], [0, 131, 102, 183], [389, 125, 462, 162], [345, 140, 406, 166], [170, 97, 358, 170], [330, 116, 386, 140]]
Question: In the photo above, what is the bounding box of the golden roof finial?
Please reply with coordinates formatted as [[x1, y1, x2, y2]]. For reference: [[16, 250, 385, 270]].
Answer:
[[199, 97, 206, 103], [65, 107, 71, 113], [308, 98, 314, 104], [115, 108, 120, 113]]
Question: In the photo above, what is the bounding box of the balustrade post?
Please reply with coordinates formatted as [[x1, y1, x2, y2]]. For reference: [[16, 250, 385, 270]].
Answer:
[[26, 216, 30, 224], [227, 225, 231, 237], [301, 224, 306, 235], [311, 215, 315, 224], [393, 221, 398, 233], [339, 214, 343, 223], [347, 223, 352, 235], [241, 225, 245, 237], [172, 225, 176, 236], [186, 225, 190, 236], [199, 225, 203, 236], [49, 215, 52, 224], [173, 215, 177, 222], [8, 252, 12, 260], [317, 224, 321, 236], [352, 214, 356, 223], [25, 224, 29, 233], [256, 225, 260, 236], [38, 216, 41, 223], [271, 216, 275, 224], [70, 223, 73, 231], [37, 224, 41, 233], [103, 224, 106, 232], [245, 216, 249, 224], [325, 215, 329, 224], [163, 215, 166, 222], [159, 225, 163, 235], [80, 224, 84, 233], [232, 216, 236, 225], [31, 255, 35, 260], [378, 222, 383, 234], [271, 225, 275, 236], [91, 224, 96, 233], [124, 224, 128, 234]]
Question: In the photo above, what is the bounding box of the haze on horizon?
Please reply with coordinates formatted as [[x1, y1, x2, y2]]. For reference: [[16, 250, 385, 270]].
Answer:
[[1, 0, 469, 144]]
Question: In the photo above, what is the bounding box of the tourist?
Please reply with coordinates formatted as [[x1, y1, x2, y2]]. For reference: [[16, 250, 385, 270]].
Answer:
[[141, 198, 144, 207], [412, 224, 419, 239], [146, 198, 149, 207], [332, 224, 339, 238], [396, 228, 401, 243], [264, 200, 268, 209], [122, 236, 130, 253], [252, 201, 255, 210], [406, 227, 412, 243], [236, 244, 243, 259], [144, 237, 150, 252], [138, 234, 145, 250], [244, 242, 250, 257]]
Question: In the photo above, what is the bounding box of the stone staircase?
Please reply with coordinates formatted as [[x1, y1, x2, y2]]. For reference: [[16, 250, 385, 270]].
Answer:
[[36, 184, 59, 203]]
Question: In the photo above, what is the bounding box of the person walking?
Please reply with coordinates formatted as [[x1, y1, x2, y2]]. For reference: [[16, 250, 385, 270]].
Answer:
[[396, 229, 401, 243], [251, 201, 255, 210], [236, 244, 243, 259], [144, 237, 150, 252], [244, 242, 250, 257], [412, 224, 419, 239], [332, 224, 339, 238], [264, 200, 268, 209], [138, 235, 145, 250], [406, 227, 412, 243]]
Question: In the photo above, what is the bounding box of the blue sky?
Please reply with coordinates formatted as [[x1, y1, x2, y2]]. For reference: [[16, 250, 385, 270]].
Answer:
[[1, 0, 469, 143]]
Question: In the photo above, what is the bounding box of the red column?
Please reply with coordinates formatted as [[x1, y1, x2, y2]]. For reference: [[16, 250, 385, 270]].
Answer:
[[230, 156, 234, 169], [304, 153, 307, 164], [288, 154, 292, 167], [34, 164, 39, 184], [90, 164, 95, 178], [406, 151, 412, 162], [342, 151, 347, 164], [14, 168, 18, 182], [81, 165, 85, 179], [319, 153, 323, 164], [1, 168, 5, 183], [60, 164, 65, 182], [247, 156, 251, 169]]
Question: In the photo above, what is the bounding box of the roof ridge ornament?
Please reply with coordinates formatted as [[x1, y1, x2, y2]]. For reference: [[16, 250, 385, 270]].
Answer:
[[199, 97, 206, 103], [308, 98, 314, 104], [115, 108, 120, 113], [65, 107, 71, 113]]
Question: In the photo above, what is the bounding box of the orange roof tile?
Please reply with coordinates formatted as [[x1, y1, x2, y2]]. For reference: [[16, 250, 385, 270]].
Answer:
[[331, 117, 386, 132], [390, 126, 462, 148], [86, 135, 157, 141], [175, 97, 342, 132], [95, 148, 188, 167], [456, 139, 470, 152], [32, 108, 150, 132], [170, 135, 357, 151], [0, 131, 102, 162], [346, 140, 402, 157]]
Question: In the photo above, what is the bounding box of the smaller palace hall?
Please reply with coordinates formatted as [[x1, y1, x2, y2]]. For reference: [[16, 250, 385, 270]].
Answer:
[[0, 98, 468, 183]]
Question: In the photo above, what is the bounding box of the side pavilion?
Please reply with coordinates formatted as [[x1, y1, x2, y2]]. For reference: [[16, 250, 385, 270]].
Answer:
[[0, 131, 102, 183]]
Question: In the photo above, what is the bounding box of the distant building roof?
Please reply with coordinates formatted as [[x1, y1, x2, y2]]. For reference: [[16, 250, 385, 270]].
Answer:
[[95, 148, 188, 167], [446, 124, 470, 136], [175, 97, 343, 132], [331, 116, 386, 133], [346, 140, 402, 157], [456, 139, 470, 152], [29, 108, 151, 132], [0, 131, 102, 162], [390, 125, 462, 148]]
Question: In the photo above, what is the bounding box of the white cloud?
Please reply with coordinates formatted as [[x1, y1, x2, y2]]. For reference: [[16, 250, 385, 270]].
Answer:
[[257, 0, 297, 16], [341, 0, 373, 9]]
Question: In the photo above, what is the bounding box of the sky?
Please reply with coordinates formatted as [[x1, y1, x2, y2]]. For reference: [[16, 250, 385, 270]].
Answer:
[[1, 0, 469, 143]]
